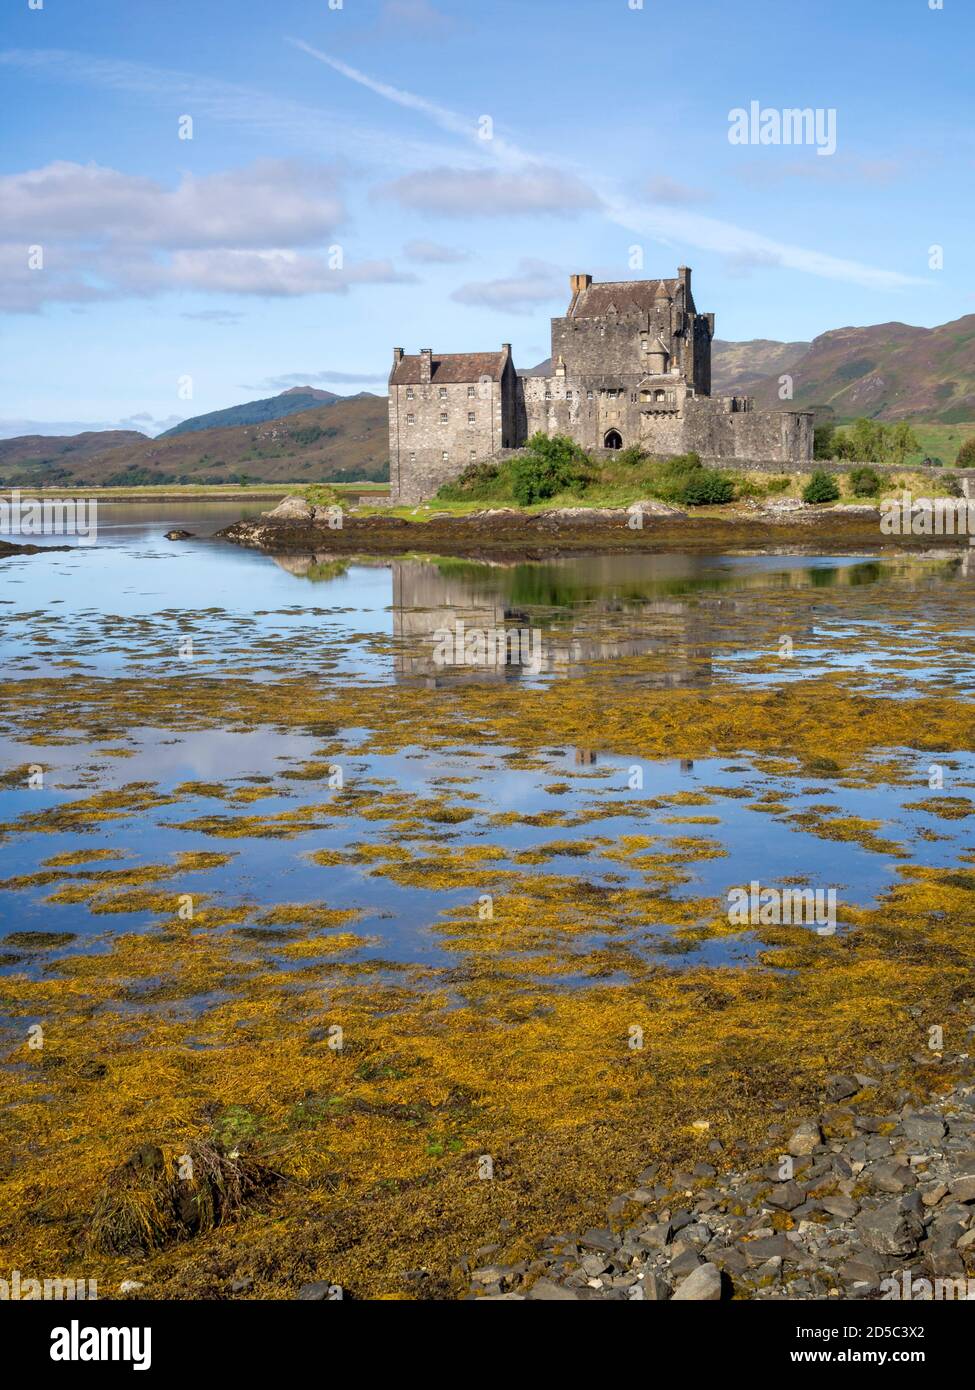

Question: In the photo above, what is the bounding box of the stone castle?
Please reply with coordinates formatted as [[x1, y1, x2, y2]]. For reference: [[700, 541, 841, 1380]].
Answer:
[[388, 266, 813, 503]]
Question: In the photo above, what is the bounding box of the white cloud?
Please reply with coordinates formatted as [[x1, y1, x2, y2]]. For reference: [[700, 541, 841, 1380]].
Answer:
[[403, 238, 471, 263], [380, 166, 600, 217], [0, 159, 345, 247], [167, 250, 414, 297], [451, 259, 565, 314], [0, 160, 415, 311], [646, 176, 712, 206]]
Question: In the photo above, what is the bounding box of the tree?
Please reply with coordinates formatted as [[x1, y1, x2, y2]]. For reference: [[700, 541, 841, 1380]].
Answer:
[[848, 465, 882, 497], [956, 437, 975, 468], [803, 470, 841, 504]]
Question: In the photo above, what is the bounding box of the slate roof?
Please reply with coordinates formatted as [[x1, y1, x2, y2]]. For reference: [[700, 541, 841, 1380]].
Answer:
[[391, 351, 507, 386], [568, 279, 680, 318]]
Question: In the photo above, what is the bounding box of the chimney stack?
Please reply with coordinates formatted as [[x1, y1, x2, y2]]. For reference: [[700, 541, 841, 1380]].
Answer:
[[419, 348, 433, 384], [392, 347, 404, 365], [569, 274, 592, 296], [678, 265, 691, 295]]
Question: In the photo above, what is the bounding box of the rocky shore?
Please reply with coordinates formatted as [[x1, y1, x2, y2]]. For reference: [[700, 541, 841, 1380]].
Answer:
[[216, 495, 936, 561], [466, 1043, 975, 1301]]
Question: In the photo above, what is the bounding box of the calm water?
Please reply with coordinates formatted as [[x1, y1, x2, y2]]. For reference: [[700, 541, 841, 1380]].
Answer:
[[2, 502, 974, 982]]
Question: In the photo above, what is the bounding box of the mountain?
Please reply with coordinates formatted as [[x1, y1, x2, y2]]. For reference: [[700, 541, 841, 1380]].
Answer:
[[746, 315, 975, 423], [160, 387, 375, 438], [711, 339, 810, 394], [0, 398, 389, 487], [0, 430, 149, 485]]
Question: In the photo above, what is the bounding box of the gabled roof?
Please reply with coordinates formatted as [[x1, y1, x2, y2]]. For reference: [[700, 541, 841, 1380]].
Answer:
[[568, 278, 681, 318], [391, 351, 507, 386]]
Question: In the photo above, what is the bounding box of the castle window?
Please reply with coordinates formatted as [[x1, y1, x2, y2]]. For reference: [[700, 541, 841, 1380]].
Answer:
[[442, 451, 449, 462], [587, 390, 594, 400], [566, 390, 573, 400], [544, 390, 552, 400], [655, 390, 665, 402], [409, 452, 416, 464], [468, 411, 476, 424], [469, 449, 477, 461], [467, 386, 476, 398], [407, 413, 415, 424], [440, 412, 448, 424], [406, 387, 415, 400], [439, 387, 448, 399]]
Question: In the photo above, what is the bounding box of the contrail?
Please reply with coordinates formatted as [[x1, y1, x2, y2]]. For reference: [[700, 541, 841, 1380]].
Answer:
[[291, 39, 929, 292]]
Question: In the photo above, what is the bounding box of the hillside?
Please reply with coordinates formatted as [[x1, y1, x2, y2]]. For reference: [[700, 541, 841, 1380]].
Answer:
[[748, 315, 975, 423], [160, 386, 374, 438], [711, 339, 809, 394], [0, 398, 389, 487], [0, 430, 148, 485]]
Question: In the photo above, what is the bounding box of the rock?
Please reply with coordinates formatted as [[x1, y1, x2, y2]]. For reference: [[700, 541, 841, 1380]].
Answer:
[[901, 1113, 947, 1148], [825, 1075, 860, 1102], [949, 1174, 975, 1202], [766, 1181, 805, 1210], [119, 1280, 144, 1295], [739, 1234, 793, 1265], [526, 1278, 580, 1300], [164, 529, 194, 541], [672, 1262, 723, 1301], [635, 1271, 672, 1301], [264, 496, 313, 521], [864, 1160, 917, 1194], [579, 1228, 617, 1254], [667, 1249, 703, 1278], [230, 1277, 253, 1294], [626, 499, 687, 520], [854, 1204, 924, 1255], [821, 1195, 858, 1219], [296, 1281, 339, 1300], [788, 1121, 822, 1156]]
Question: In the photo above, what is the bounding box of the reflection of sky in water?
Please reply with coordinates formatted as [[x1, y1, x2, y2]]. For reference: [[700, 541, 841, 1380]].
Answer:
[[3, 503, 975, 982]]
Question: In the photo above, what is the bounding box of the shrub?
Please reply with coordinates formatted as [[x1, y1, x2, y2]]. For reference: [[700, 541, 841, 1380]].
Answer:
[[301, 484, 342, 508], [848, 465, 882, 497], [802, 470, 841, 504], [944, 473, 964, 498], [677, 470, 735, 505], [956, 437, 975, 468], [509, 433, 592, 506], [618, 445, 646, 468]]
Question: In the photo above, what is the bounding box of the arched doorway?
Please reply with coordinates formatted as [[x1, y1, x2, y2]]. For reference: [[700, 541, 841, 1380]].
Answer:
[[604, 430, 623, 450]]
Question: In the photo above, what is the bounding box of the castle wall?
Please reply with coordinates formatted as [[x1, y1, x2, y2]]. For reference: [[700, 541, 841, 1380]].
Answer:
[[389, 358, 518, 504], [389, 270, 813, 500]]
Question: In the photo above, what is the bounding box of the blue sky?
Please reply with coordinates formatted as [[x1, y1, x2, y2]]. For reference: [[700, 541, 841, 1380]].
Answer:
[[1, 0, 971, 435]]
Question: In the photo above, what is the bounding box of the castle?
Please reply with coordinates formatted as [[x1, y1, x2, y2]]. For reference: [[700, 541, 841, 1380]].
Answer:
[[388, 266, 813, 504]]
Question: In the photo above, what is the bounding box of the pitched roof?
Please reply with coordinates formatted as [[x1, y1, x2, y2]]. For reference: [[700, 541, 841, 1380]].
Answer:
[[391, 351, 507, 386], [569, 278, 681, 318]]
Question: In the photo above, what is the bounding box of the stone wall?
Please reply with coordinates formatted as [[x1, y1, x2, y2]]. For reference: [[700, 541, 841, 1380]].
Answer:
[[389, 356, 519, 504]]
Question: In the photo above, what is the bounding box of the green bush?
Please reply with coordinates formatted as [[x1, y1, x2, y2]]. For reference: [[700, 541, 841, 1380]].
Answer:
[[848, 465, 882, 497], [509, 433, 593, 505], [676, 470, 735, 505], [617, 445, 646, 468], [640, 453, 732, 506], [803, 470, 841, 504], [944, 474, 964, 498], [956, 438, 975, 468]]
